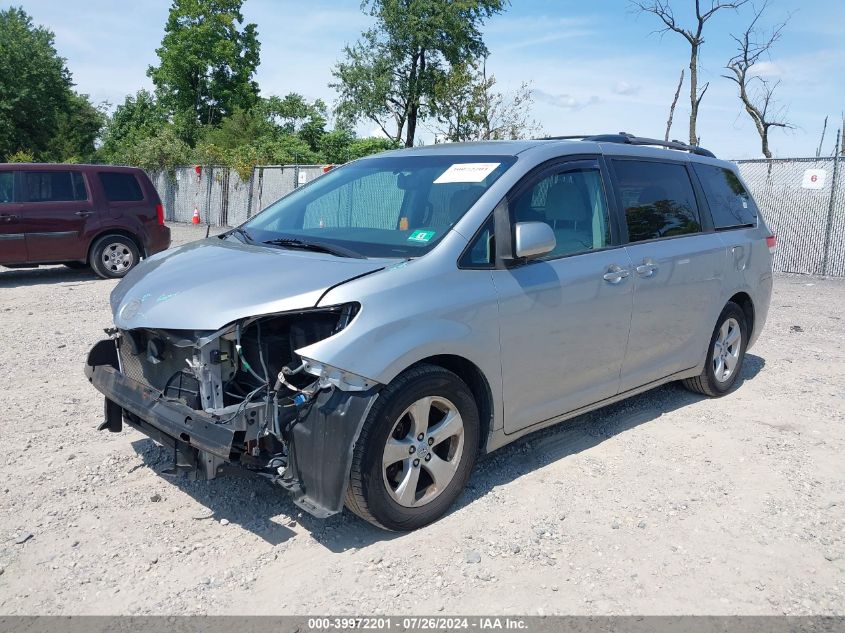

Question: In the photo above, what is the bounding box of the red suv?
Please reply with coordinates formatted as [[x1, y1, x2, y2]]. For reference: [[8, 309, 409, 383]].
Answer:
[[0, 164, 170, 278]]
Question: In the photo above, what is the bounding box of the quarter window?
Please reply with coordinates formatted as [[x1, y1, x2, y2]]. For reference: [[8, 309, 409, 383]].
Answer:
[[511, 166, 611, 258], [99, 172, 144, 202], [692, 163, 757, 229], [23, 171, 87, 202], [613, 160, 702, 242], [0, 172, 13, 203], [460, 216, 494, 268]]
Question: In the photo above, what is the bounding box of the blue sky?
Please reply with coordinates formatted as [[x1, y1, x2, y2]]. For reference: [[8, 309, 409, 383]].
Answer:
[[12, 0, 845, 159]]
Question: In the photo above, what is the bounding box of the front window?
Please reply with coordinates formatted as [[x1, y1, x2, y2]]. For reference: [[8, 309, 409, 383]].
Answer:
[[244, 155, 516, 258]]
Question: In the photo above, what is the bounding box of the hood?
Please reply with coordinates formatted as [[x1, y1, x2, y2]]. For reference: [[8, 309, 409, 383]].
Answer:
[[110, 237, 386, 331]]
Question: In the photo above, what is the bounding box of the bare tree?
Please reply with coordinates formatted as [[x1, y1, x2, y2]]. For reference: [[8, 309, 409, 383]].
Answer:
[[633, 0, 750, 145], [665, 69, 685, 142], [431, 61, 541, 142], [816, 115, 828, 158], [723, 1, 793, 158], [841, 113, 845, 155]]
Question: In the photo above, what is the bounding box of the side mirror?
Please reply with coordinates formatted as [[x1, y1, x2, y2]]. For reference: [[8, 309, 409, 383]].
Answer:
[[513, 222, 556, 260]]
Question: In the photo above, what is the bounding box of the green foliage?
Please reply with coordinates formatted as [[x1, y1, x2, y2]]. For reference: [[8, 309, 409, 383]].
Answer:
[[148, 0, 260, 144], [6, 149, 35, 163], [0, 7, 73, 160], [122, 127, 193, 171], [332, 0, 506, 147], [45, 93, 106, 162], [100, 90, 169, 163]]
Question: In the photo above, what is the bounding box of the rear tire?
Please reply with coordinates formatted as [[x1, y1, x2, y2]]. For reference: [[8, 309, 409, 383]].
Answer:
[[683, 302, 748, 397], [90, 235, 140, 279], [345, 364, 479, 531]]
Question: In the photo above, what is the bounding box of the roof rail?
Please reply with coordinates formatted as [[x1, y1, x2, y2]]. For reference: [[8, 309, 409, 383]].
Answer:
[[540, 132, 716, 158]]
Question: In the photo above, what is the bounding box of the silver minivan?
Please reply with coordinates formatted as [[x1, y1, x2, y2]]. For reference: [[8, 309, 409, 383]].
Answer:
[[85, 135, 774, 530]]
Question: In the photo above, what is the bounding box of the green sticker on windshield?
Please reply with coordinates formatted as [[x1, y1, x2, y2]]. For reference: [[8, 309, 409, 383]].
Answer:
[[407, 229, 435, 243]]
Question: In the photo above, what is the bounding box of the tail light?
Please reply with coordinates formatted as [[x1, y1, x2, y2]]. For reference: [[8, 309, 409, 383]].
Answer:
[[766, 235, 777, 253], [155, 203, 164, 226]]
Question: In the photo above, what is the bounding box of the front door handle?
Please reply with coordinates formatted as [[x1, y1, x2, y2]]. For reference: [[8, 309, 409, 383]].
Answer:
[[75, 210, 93, 217], [603, 264, 630, 284], [0, 213, 17, 222], [635, 258, 657, 277]]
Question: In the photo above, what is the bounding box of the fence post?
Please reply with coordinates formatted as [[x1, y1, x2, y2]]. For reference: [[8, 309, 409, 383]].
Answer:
[[245, 166, 255, 219], [205, 166, 214, 226], [821, 156, 840, 276]]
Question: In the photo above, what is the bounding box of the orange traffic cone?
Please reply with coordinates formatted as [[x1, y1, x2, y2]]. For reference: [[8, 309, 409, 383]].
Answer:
[[192, 208, 200, 225]]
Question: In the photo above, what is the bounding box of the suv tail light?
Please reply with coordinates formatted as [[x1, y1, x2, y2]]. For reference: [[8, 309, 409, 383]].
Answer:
[[155, 203, 164, 226], [766, 235, 777, 253]]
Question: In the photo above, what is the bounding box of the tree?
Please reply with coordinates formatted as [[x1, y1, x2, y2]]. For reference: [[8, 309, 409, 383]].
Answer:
[[45, 93, 105, 162], [100, 90, 169, 162], [664, 69, 684, 142], [632, 0, 750, 145], [332, 0, 506, 148], [432, 61, 539, 142], [148, 0, 260, 143], [723, 1, 792, 158], [0, 7, 72, 159]]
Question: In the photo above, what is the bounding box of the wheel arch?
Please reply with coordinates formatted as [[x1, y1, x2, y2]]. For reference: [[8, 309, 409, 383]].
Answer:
[[410, 354, 493, 455], [728, 291, 755, 337]]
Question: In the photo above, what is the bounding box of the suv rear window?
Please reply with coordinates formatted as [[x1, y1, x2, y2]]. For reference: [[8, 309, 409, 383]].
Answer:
[[613, 159, 702, 242], [99, 172, 144, 202], [23, 171, 87, 202], [692, 163, 756, 229]]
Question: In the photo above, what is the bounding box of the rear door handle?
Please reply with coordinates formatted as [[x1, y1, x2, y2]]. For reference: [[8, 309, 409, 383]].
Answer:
[[603, 265, 630, 284], [0, 213, 17, 222], [635, 258, 657, 277], [75, 210, 93, 217]]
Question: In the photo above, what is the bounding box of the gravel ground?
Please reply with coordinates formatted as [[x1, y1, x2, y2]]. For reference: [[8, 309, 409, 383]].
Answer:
[[0, 223, 843, 615]]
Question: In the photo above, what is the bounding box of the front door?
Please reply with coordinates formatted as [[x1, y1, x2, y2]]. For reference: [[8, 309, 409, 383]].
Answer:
[[608, 157, 726, 391], [20, 170, 93, 262], [0, 171, 26, 264], [495, 159, 635, 434]]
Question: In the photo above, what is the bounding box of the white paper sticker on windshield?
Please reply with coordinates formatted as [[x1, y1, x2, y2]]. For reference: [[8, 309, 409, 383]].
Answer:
[[434, 162, 500, 184]]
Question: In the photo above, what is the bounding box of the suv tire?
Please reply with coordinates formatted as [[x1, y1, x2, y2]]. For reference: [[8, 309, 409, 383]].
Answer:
[[345, 364, 479, 531], [90, 234, 140, 279], [683, 301, 748, 397]]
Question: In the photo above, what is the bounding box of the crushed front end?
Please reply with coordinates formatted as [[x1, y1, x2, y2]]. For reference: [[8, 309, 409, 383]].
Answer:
[[84, 303, 380, 518]]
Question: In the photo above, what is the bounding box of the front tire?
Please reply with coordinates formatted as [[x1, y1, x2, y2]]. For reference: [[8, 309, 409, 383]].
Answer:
[[683, 302, 748, 397], [90, 235, 140, 279], [345, 364, 480, 531]]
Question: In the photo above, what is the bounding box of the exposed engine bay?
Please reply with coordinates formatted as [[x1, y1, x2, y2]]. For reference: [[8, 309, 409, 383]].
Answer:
[[85, 303, 381, 518]]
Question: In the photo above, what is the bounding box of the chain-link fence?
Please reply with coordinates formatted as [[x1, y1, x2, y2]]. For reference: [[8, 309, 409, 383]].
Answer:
[[151, 159, 845, 277], [148, 165, 327, 228], [735, 157, 844, 277]]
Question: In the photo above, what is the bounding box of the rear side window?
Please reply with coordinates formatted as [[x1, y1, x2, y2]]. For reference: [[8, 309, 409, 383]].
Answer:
[[692, 163, 757, 229], [23, 171, 87, 202], [99, 172, 144, 202], [613, 160, 701, 242], [0, 172, 13, 203]]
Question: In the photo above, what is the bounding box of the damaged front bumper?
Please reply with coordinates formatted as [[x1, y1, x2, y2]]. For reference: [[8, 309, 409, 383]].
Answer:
[[84, 337, 379, 518]]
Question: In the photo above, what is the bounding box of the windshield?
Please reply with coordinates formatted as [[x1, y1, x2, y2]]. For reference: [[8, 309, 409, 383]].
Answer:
[[243, 154, 516, 258]]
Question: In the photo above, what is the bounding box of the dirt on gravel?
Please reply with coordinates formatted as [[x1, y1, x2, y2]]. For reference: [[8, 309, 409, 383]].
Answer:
[[0, 223, 843, 615]]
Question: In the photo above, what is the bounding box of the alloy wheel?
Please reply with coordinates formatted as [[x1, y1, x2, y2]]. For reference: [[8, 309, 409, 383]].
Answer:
[[712, 317, 742, 383], [382, 396, 465, 508]]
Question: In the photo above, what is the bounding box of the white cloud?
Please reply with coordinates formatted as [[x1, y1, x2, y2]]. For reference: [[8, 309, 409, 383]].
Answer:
[[535, 90, 601, 111], [612, 81, 641, 96]]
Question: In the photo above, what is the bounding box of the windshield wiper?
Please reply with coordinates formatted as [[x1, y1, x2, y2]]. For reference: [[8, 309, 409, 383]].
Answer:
[[262, 237, 365, 259], [226, 226, 253, 242]]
